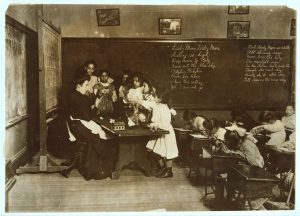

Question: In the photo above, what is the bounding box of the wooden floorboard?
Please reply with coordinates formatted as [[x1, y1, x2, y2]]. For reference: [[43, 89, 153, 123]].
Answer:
[[8, 167, 213, 212]]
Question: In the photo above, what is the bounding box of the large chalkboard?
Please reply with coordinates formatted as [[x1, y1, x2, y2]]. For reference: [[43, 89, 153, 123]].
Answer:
[[5, 23, 27, 123], [62, 38, 293, 109], [43, 21, 62, 113]]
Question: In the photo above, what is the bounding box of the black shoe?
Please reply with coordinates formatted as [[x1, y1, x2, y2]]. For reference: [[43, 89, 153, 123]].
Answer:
[[154, 167, 166, 177], [157, 168, 173, 178]]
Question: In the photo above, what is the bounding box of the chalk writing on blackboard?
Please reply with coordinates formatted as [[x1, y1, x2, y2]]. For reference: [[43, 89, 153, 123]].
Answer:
[[5, 24, 27, 123], [43, 22, 61, 112], [169, 43, 221, 92], [244, 44, 290, 84]]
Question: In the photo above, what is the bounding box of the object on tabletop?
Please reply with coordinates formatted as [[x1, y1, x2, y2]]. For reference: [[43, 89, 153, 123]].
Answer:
[[111, 121, 126, 131]]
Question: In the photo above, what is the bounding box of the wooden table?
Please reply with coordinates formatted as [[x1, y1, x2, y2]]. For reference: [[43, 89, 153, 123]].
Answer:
[[227, 164, 280, 210], [95, 119, 169, 179]]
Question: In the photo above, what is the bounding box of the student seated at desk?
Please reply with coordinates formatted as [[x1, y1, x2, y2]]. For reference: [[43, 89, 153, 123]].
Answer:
[[277, 131, 295, 151], [230, 108, 259, 131], [281, 103, 295, 131], [68, 73, 117, 180], [223, 127, 266, 210], [203, 118, 226, 149], [225, 126, 264, 168], [251, 111, 286, 146], [183, 110, 206, 132]]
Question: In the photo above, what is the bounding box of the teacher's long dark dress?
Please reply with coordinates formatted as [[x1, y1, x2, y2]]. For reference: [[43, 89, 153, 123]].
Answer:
[[68, 90, 118, 180]]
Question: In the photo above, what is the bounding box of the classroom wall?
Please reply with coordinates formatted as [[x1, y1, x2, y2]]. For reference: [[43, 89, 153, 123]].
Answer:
[[5, 5, 38, 167], [54, 4, 295, 122], [6, 5, 38, 32], [43, 5, 295, 39]]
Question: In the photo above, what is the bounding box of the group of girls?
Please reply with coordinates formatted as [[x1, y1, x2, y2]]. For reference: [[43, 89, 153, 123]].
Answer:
[[80, 60, 179, 178]]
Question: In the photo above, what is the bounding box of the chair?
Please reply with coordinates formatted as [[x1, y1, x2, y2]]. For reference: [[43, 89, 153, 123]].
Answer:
[[60, 121, 87, 178]]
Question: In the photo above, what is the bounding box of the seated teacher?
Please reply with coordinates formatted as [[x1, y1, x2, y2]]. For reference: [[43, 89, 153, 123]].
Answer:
[[68, 72, 117, 180]]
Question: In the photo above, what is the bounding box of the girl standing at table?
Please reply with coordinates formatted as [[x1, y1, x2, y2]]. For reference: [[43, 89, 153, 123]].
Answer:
[[93, 70, 117, 117], [136, 88, 178, 178], [127, 73, 144, 102]]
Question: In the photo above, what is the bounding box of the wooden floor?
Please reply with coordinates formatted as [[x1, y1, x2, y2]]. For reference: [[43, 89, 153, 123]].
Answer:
[[8, 166, 214, 212]]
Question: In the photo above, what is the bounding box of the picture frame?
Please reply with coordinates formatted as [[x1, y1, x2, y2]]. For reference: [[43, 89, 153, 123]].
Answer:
[[159, 18, 182, 35], [290, 19, 296, 36], [228, 6, 250, 14], [96, 9, 120, 26], [227, 21, 250, 38]]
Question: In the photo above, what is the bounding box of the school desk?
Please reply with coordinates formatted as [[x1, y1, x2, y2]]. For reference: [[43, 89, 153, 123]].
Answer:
[[174, 128, 191, 166], [227, 164, 280, 210], [94, 119, 169, 179], [265, 145, 295, 171], [187, 133, 211, 177], [201, 146, 244, 199]]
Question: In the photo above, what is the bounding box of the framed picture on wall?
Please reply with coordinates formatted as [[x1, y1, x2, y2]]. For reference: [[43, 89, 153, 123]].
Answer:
[[228, 6, 249, 14], [290, 19, 296, 36], [96, 8, 120, 26], [227, 21, 250, 38], [159, 18, 182, 35]]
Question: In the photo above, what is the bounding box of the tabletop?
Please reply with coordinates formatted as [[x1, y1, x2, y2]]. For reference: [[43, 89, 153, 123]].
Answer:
[[94, 118, 169, 137], [228, 164, 280, 182]]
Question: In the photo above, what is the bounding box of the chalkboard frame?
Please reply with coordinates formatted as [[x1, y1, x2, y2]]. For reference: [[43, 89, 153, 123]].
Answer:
[[62, 37, 294, 111], [5, 15, 39, 129]]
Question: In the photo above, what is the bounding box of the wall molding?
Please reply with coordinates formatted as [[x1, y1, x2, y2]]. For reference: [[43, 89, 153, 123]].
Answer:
[[9, 145, 31, 172]]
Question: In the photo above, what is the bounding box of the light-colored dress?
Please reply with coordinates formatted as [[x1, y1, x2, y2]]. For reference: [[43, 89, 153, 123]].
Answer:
[[263, 120, 286, 146], [87, 75, 99, 94], [127, 87, 144, 102], [192, 116, 206, 131], [212, 127, 226, 141], [143, 101, 178, 159], [282, 114, 295, 131]]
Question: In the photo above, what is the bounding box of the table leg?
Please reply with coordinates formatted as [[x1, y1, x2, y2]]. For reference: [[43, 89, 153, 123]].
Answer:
[[112, 137, 151, 179]]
